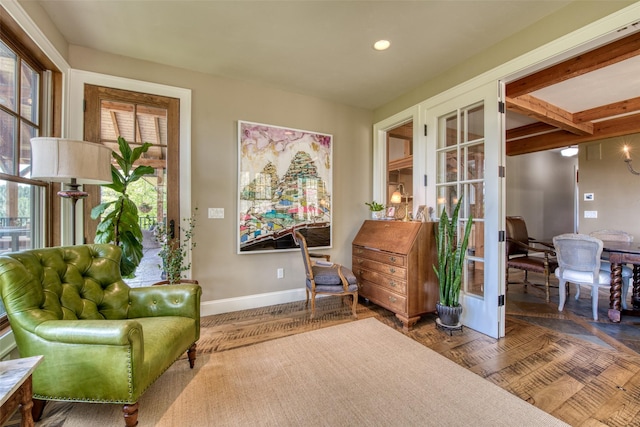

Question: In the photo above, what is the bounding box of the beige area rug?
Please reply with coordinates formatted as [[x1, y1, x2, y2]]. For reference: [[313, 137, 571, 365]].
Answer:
[[59, 318, 568, 427]]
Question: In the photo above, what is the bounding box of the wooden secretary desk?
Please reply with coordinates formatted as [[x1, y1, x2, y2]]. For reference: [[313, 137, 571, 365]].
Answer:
[[352, 220, 438, 330]]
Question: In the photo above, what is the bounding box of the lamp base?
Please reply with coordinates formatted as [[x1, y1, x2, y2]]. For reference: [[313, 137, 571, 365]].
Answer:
[[57, 184, 88, 246], [57, 190, 88, 200]]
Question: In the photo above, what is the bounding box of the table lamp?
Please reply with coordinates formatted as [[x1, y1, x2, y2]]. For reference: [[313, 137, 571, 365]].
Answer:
[[30, 137, 113, 245], [391, 183, 410, 222]]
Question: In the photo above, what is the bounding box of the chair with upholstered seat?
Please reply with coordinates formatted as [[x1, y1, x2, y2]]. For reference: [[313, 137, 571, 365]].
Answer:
[[505, 216, 558, 302], [294, 231, 358, 319], [589, 229, 633, 309], [553, 233, 610, 320]]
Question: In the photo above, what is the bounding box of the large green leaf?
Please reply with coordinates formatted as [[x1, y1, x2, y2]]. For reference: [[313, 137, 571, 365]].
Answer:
[[92, 137, 154, 278]]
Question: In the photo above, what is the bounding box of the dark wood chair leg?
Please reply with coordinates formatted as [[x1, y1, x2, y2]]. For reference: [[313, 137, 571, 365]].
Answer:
[[187, 343, 197, 369], [123, 402, 139, 427], [31, 398, 46, 421]]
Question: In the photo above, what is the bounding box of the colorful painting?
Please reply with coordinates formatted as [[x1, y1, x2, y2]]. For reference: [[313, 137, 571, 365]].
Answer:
[[238, 121, 332, 253]]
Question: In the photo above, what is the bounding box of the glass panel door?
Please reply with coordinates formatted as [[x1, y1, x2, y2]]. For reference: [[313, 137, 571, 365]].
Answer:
[[84, 84, 180, 286], [427, 81, 504, 338]]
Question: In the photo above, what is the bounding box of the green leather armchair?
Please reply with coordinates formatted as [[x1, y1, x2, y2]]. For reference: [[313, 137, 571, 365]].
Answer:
[[0, 244, 201, 427]]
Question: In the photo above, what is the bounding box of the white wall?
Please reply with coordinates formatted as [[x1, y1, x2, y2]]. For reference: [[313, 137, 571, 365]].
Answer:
[[506, 150, 577, 240], [578, 134, 640, 242]]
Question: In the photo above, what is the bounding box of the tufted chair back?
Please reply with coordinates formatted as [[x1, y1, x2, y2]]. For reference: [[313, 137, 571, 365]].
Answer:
[[0, 244, 131, 331]]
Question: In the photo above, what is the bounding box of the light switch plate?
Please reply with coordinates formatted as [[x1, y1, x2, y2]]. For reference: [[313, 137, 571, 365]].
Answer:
[[208, 208, 224, 219], [584, 210, 598, 218]]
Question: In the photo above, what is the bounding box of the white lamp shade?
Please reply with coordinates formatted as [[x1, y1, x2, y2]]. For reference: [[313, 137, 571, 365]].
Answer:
[[30, 137, 113, 184], [390, 191, 402, 203]]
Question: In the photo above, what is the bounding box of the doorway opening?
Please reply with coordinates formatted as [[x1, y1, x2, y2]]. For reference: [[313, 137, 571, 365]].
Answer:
[[84, 84, 180, 286]]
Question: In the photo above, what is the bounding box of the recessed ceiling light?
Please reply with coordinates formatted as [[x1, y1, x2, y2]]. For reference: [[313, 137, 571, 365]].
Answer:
[[373, 40, 391, 51], [560, 146, 579, 157]]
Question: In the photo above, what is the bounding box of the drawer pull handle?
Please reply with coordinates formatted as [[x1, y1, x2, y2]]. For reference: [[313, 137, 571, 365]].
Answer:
[[357, 259, 363, 264], [389, 256, 397, 262], [389, 268, 396, 274], [389, 296, 397, 303], [389, 281, 397, 287], [357, 249, 363, 254]]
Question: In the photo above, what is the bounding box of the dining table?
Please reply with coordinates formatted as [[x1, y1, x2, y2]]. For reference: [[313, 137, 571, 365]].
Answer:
[[602, 239, 640, 322]]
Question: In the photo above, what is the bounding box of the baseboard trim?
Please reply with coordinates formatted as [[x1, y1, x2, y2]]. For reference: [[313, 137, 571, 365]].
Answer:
[[200, 288, 307, 317]]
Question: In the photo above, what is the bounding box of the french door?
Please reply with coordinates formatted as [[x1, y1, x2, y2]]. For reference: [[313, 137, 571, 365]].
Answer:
[[83, 85, 180, 273], [425, 81, 505, 338]]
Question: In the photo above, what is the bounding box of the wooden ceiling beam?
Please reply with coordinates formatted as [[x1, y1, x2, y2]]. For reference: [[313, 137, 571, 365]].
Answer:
[[506, 94, 593, 135], [506, 113, 640, 156], [573, 96, 640, 123], [507, 31, 640, 98], [506, 122, 558, 141]]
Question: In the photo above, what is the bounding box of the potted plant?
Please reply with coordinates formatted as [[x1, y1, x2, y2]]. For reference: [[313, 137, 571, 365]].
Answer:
[[91, 137, 154, 277], [154, 209, 197, 284], [365, 201, 385, 220], [433, 197, 473, 327]]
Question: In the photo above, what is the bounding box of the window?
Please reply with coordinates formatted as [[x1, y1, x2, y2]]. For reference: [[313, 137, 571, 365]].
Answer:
[[0, 16, 55, 331]]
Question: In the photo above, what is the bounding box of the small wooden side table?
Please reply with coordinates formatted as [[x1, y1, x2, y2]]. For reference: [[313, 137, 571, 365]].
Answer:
[[0, 356, 43, 427]]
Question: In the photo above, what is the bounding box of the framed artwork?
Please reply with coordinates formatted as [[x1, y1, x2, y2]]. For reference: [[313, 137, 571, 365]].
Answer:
[[386, 206, 396, 218], [238, 121, 332, 253], [415, 205, 426, 222]]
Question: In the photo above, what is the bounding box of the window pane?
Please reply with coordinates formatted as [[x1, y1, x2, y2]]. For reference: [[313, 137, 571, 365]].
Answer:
[[0, 110, 16, 174], [101, 100, 135, 142], [435, 185, 460, 218], [466, 182, 485, 219], [0, 40, 17, 111], [466, 257, 484, 296], [437, 149, 458, 184], [0, 180, 42, 254], [438, 112, 458, 149], [466, 103, 484, 142], [464, 143, 484, 181], [20, 61, 39, 125], [20, 122, 37, 177]]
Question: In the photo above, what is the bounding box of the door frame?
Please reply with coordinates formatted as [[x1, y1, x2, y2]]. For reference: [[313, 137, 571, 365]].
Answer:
[[67, 70, 192, 250]]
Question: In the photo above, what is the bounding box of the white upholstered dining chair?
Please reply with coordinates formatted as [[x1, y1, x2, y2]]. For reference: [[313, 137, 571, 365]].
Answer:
[[553, 233, 610, 320]]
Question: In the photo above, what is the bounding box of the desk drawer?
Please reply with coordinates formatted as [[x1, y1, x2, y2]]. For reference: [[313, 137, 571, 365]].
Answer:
[[354, 268, 407, 295], [360, 281, 406, 314], [353, 256, 407, 279], [353, 246, 406, 267]]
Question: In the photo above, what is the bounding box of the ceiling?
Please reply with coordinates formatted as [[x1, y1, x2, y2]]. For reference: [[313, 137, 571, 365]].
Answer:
[[23, 1, 640, 155]]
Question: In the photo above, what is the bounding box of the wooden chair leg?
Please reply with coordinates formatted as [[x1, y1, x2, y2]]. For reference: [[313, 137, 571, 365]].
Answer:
[[310, 293, 316, 319], [123, 402, 139, 427], [351, 294, 358, 318], [31, 398, 46, 421], [187, 343, 197, 369]]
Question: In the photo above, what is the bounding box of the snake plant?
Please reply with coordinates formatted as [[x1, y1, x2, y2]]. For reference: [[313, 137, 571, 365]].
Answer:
[[433, 197, 473, 307]]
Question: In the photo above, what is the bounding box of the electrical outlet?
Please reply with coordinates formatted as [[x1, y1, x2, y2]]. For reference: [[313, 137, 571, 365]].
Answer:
[[208, 208, 224, 219], [277, 268, 284, 279]]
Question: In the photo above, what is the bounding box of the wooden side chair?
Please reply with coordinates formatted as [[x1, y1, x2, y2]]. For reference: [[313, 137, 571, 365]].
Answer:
[[293, 231, 358, 319], [505, 216, 558, 302]]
